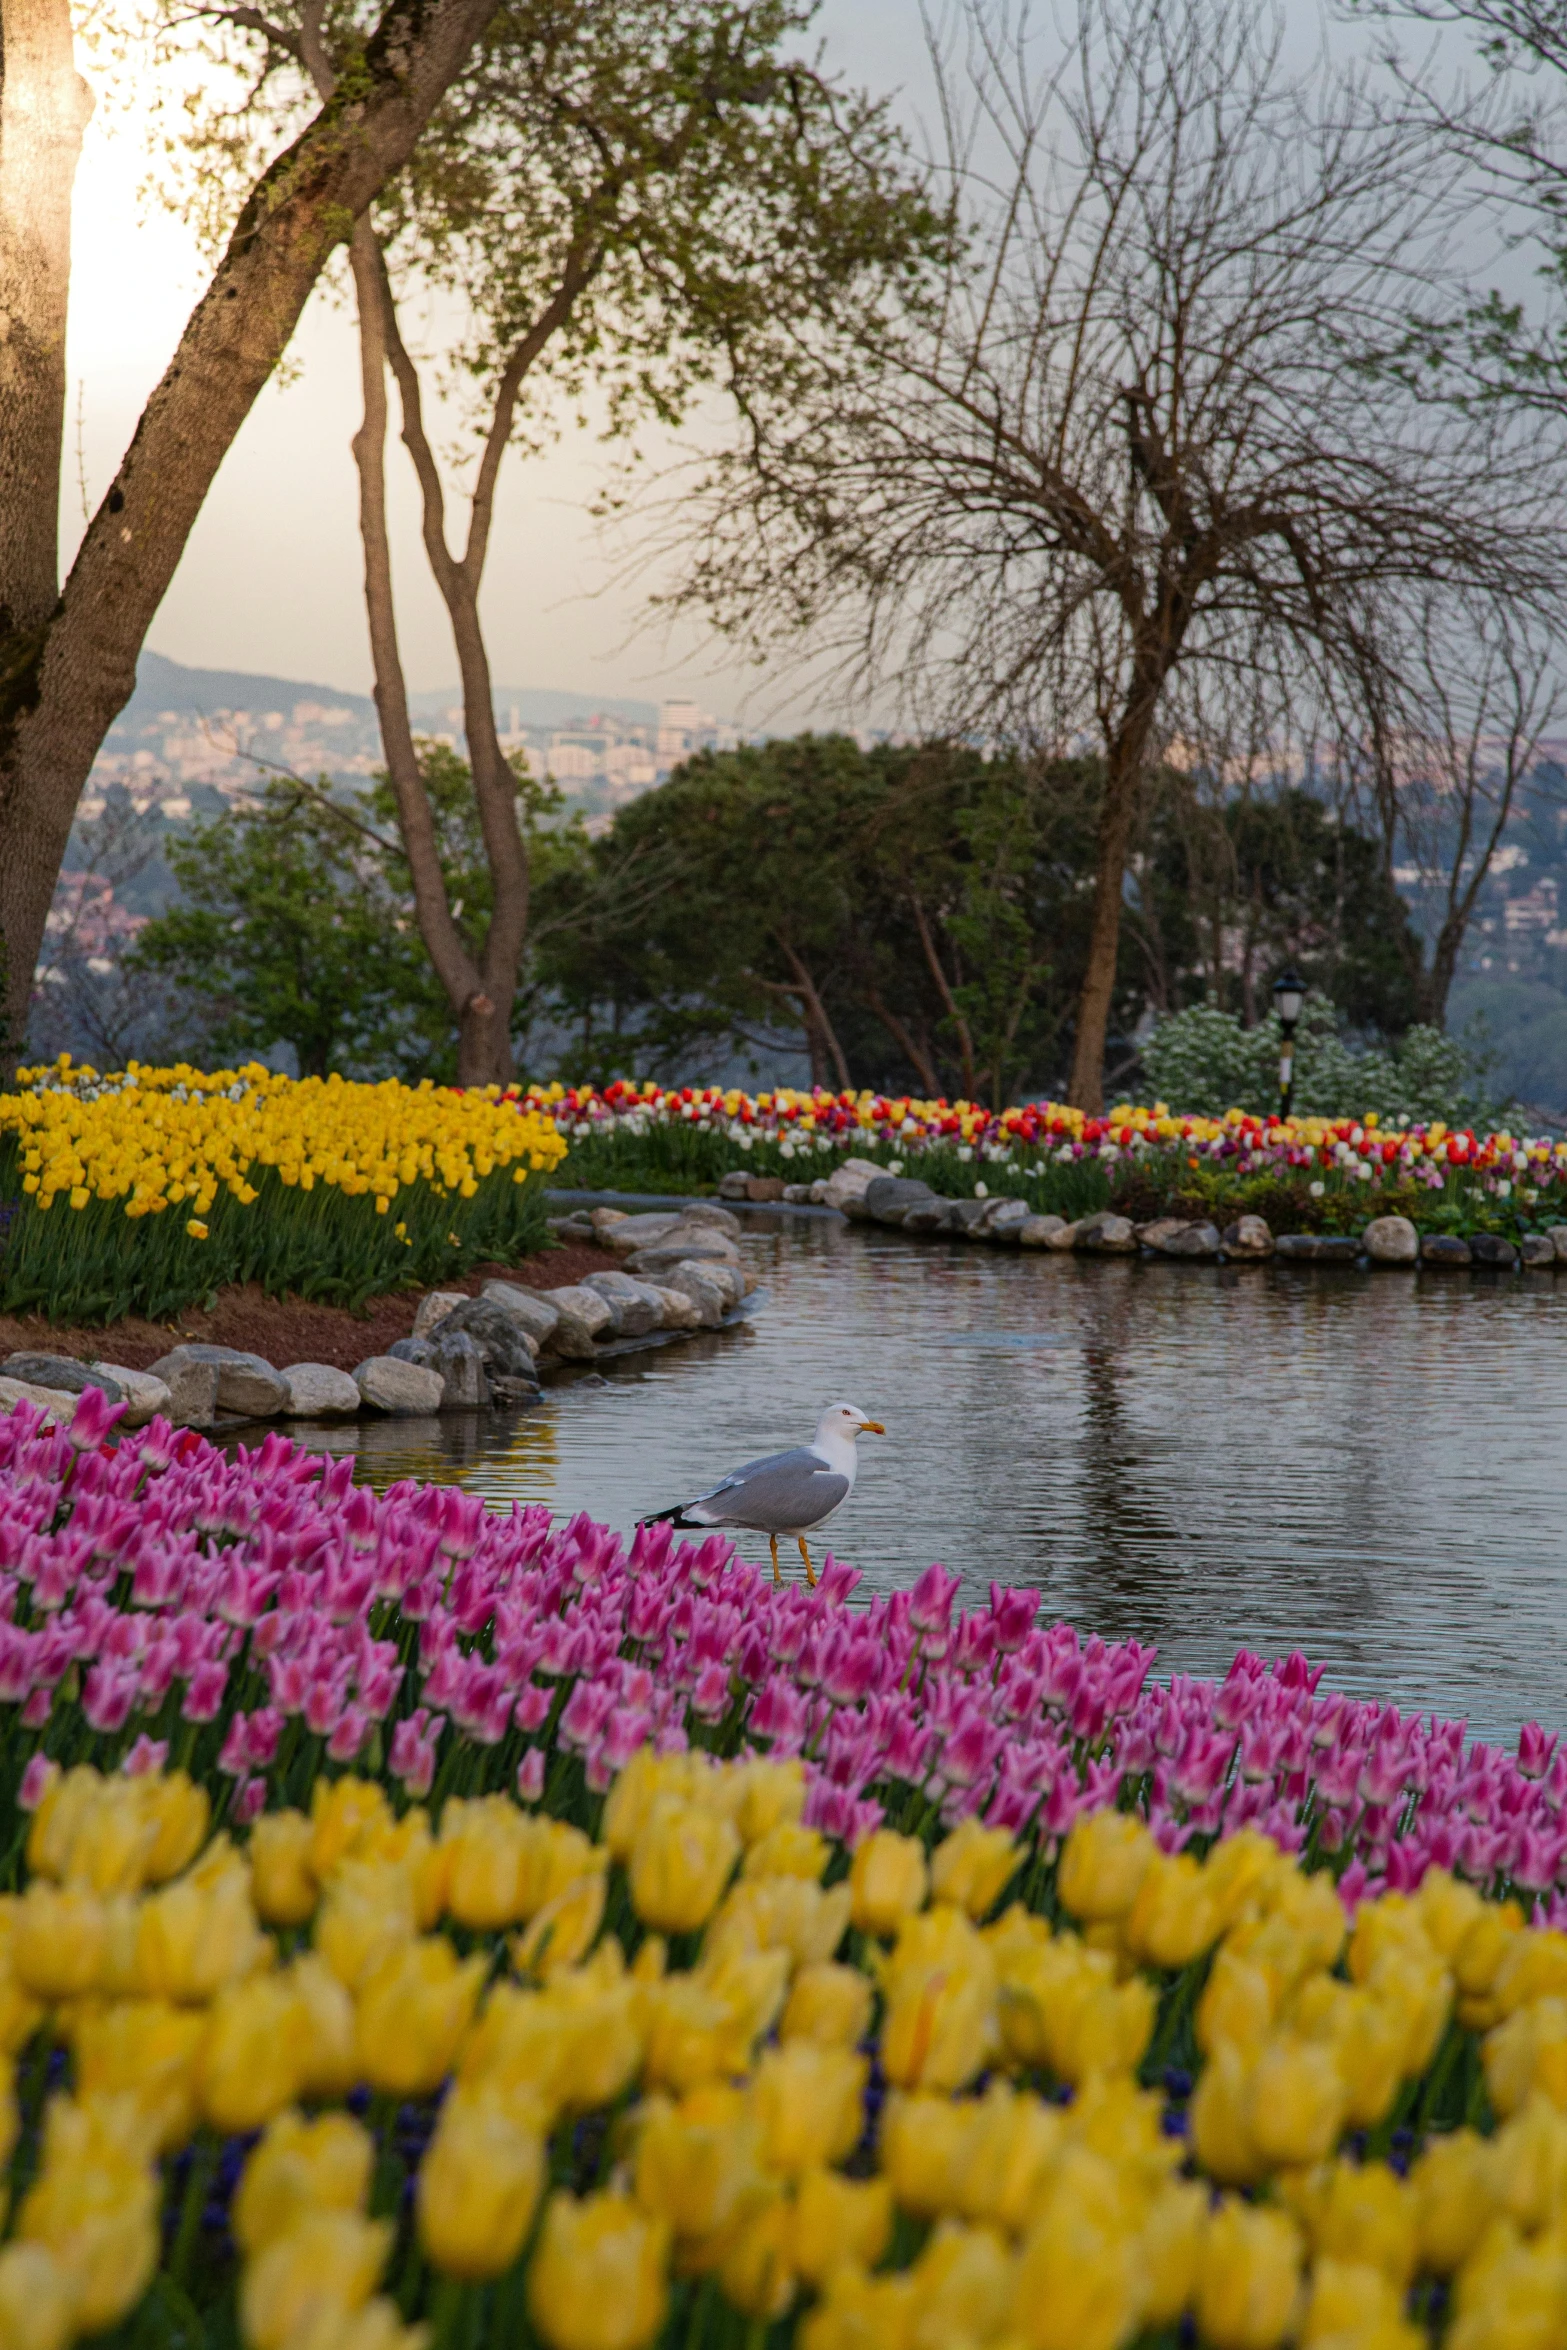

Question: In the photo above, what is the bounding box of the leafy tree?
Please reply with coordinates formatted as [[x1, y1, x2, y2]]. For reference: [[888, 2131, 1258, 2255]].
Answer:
[[0, 0, 496, 1073], [1133, 786, 1426, 1037], [129, 783, 418, 1079], [157, 0, 944, 1084]]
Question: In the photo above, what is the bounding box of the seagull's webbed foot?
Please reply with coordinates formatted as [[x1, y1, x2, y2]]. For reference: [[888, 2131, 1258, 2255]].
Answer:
[[770, 1535, 782, 1589], [798, 1535, 817, 1589]]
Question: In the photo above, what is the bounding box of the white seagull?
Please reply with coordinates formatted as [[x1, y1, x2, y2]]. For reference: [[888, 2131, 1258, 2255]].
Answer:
[[640, 1401, 886, 1586]]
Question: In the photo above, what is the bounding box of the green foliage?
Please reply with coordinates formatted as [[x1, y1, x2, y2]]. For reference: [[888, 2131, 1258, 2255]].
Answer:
[[1139, 997, 1500, 1126], [0, 1147, 551, 1324], [132, 758, 593, 1082], [1136, 787, 1425, 1036], [128, 780, 424, 1080]]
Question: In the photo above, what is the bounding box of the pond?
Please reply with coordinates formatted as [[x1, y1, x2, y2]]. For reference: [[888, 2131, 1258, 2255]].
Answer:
[[287, 1204, 1567, 1746]]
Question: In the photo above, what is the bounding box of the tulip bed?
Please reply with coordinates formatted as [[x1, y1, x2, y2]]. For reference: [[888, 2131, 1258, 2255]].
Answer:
[[1, 1394, 1567, 2346], [0, 1061, 568, 1323], [533, 1080, 1567, 1243]]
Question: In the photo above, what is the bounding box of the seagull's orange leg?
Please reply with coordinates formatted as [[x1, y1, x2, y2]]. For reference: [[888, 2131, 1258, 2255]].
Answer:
[[770, 1535, 782, 1589], [798, 1536, 817, 1589]]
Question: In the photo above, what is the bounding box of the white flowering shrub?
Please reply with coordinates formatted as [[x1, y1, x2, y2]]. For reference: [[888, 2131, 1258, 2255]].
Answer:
[[1139, 998, 1500, 1126]]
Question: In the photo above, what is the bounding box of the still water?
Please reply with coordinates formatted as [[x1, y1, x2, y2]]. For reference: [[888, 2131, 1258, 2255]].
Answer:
[[289, 1208, 1567, 1745]]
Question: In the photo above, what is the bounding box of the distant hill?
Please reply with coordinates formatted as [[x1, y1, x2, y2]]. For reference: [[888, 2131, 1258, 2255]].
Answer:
[[127, 652, 659, 732], [127, 651, 375, 723]]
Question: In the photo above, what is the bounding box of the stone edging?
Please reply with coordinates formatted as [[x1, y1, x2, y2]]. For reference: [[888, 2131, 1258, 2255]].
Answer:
[[743, 1157, 1567, 1273], [0, 1204, 758, 1433]]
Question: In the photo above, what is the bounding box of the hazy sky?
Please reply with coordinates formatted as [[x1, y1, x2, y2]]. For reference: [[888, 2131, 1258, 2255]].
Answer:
[[68, 1, 1490, 716], [66, 0, 938, 718]]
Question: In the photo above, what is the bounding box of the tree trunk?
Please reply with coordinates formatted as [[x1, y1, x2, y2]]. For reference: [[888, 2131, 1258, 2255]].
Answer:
[[0, 0, 89, 635], [0, 0, 497, 1071], [1067, 695, 1159, 1114], [346, 224, 510, 1087]]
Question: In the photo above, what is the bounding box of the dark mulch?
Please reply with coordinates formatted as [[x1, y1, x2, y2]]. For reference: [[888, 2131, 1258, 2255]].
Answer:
[[0, 1242, 619, 1375]]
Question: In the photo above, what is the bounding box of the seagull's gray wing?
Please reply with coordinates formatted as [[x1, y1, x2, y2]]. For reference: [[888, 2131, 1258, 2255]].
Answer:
[[680, 1446, 850, 1535]]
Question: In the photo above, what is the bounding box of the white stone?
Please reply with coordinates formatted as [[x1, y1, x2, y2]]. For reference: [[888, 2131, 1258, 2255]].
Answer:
[[1363, 1214, 1419, 1266], [412, 1290, 468, 1340], [148, 1344, 288, 1418], [660, 1263, 728, 1327], [542, 1284, 614, 1338], [279, 1363, 363, 1418], [647, 1283, 705, 1331], [589, 1207, 629, 1239], [353, 1356, 444, 1415], [0, 1377, 80, 1423], [145, 1356, 221, 1428], [1017, 1215, 1066, 1247], [480, 1284, 561, 1347], [1547, 1225, 1567, 1263], [581, 1271, 664, 1337], [819, 1156, 888, 1213], [95, 1365, 173, 1428], [1044, 1220, 1081, 1252]]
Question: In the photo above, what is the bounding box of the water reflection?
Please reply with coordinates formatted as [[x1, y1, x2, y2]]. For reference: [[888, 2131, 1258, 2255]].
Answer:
[[283, 1212, 1567, 1742]]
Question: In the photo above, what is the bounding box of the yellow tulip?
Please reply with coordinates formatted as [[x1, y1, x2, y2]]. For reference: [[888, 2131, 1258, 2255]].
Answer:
[[629, 1801, 739, 1934], [1411, 2127, 1497, 2275], [197, 1972, 316, 2133], [71, 1997, 206, 2153], [1194, 2200, 1302, 2350], [1011, 2166, 1139, 2350], [929, 1817, 1018, 1921], [1122, 1850, 1221, 1971], [879, 1905, 998, 2093], [1190, 2042, 1265, 2188], [1197, 1947, 1276, 2061], [632, 2084, 762, 2240], [17, 2111, 159, 2334], [288, 1953, 359, 2100], [639, 1952, 790, 2094], [1489, 2093, 1567, 2234], [249, 1810, 319, 1926], [526, 2191, 670, 2350], [733, 1758, 806, 1846], [1056, 1811, 1153, 1926], [354, 1936, 485, 2097], [142, 1773, 210, 1882], [12, 1881, 106, 2000], [315, 1861, 418, 1992], [310, 1776, 392, 1880], [753, 2041, 866, 2177], [790, 2168, 893, 2286], [781, 1962, 873, 2049], [713, 2188, 795, 2322], [878, 2092, 971, 2218], [514, 1872, 607, 1977], [239, 2211, 391, 2350], [743, 1822, 829, 1883], [232, 2109, 375, 2256], [0, 2241, 76, 2350], [1245, 2035, 1348, 2169], [1140, 2180, 1207, 2326], [440, 1796, 528, 1929], [417, 2085, 546, 2279], [953, 2081, 1065, 2237], [848, 1829, 928, 1938], [913, 2219, 1017, 2349], [136, 1861, 264, 2003]]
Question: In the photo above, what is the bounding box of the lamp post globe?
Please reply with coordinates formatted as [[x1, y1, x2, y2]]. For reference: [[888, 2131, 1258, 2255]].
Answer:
[[1272, 968, 1306, 1118]]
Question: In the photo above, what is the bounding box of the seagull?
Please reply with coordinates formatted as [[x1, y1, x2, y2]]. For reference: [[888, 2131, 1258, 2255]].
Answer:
[[639, 1402, 886, 1587]]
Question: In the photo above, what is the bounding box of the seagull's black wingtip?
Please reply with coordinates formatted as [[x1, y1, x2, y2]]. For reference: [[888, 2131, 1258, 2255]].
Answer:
[[637, 1505, 699, 1529]]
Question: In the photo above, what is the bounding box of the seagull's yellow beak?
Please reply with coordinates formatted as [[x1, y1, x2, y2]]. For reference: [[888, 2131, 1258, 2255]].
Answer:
[[859, 1419, 886, 1435]]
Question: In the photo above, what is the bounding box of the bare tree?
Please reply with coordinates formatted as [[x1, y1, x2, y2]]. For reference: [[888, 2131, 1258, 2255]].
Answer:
[[0, 0, 499, 1075], [157, 0, 933, 1084], [672, 0, 1563, 1110], [1329, 597, 1559, 1025]]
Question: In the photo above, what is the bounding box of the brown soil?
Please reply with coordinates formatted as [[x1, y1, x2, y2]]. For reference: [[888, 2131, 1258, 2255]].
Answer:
[[0, 1243, 620, 1375]]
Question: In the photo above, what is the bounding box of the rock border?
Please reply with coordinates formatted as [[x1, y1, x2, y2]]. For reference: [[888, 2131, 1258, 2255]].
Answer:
[[0, 1204, 759, 1433], [733, 1156, 1567, 1277]]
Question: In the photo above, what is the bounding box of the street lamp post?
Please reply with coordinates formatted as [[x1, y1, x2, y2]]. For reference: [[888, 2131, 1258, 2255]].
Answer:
[[1273, 968, 1306, 1120]]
